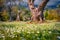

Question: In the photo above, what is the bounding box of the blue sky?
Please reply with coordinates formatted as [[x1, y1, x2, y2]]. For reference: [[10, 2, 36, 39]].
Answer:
[[7, 0, 60, 6], [23, 0, 60, 6], [6, 0, 60, 9]]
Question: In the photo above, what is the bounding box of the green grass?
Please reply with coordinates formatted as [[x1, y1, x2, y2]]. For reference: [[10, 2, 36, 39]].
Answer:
[[0, 21, 60, 40]]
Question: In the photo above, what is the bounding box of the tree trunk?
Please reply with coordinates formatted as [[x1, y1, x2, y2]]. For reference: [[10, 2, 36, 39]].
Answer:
[[16, 13, 20, 21], [9, 7, 12, 22], [9, 15, 12, 21], [28, 0, 49, 23], [31, 9, 44, 22]]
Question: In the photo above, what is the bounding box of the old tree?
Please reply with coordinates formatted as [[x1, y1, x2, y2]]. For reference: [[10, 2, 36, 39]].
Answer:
[[28, 0, 49, 23]]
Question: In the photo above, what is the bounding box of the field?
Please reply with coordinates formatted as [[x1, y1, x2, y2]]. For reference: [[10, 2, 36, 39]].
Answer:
[[0, 21, 60, 40]]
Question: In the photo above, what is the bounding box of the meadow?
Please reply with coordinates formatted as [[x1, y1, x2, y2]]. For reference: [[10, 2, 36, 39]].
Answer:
[[0, 21, 60, 40], [0, 0, 60, 40]]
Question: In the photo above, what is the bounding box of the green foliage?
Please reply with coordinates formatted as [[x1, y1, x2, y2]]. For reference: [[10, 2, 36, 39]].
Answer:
[[44, 10, 48, 20], [20, 8, 31, 21], [0, 22, 60, 40], [44, 9, 60, 21], [0, 10, 9, 21], [0, 6, 31, 21]]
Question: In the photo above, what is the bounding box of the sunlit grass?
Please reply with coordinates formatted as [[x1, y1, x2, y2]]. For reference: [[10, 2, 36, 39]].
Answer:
[[0, 21, 60, 40]]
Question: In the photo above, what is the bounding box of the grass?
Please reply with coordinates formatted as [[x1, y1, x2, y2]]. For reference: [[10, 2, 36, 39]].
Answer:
[[0, 21, 60, 40]]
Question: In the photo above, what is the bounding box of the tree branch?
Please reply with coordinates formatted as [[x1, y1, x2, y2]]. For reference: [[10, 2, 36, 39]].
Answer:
[[28, 0, 35, 11], [38, 0, 49, 11]]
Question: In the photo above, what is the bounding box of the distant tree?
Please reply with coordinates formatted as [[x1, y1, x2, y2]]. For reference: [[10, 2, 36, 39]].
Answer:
[[14, 0, 22, 21], [28, 0, 49, 23], [0, 0, 7, 21], [5, 0, 23, 21], [0, 0, 5, 12]]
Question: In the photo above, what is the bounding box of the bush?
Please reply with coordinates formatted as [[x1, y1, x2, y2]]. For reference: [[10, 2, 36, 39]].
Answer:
[[0, 10, 9, 21], [44, 9, 60, 21], [20, 8, 31, 21]]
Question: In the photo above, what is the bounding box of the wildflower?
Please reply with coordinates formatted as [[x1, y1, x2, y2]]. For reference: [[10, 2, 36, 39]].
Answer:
[[9, 35, 15, 38], [43, 31, 45, 33], [57, 36, 60, 39], [2, 35, 5, 38], [49, 31, 51, 34], [37, 31, 39, 33], [27, 31, 30, 34]]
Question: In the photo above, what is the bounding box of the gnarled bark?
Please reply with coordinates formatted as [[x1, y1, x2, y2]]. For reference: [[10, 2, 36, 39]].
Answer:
[[28, 0, 49, 23]]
